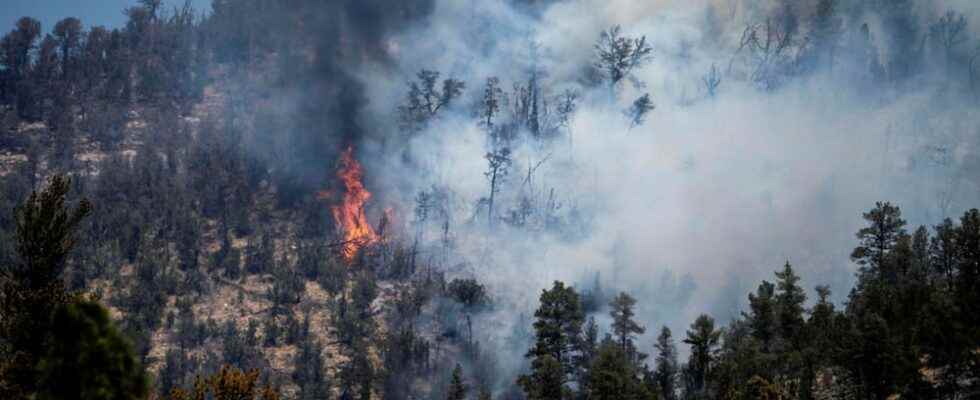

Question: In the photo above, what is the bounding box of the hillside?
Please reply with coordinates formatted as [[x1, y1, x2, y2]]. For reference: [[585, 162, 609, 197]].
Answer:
[[1, 1, 979, 399]]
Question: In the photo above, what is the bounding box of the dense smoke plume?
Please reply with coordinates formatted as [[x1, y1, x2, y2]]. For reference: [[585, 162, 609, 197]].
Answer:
[[254, 0, 980, 390], [240, 0, 435, 193]]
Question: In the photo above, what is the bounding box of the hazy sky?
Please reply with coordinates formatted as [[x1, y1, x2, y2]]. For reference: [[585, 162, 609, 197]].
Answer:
[[0, 0, 211, 33]]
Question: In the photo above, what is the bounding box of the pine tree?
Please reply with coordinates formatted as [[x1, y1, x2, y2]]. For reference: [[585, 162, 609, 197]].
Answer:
[[519, 281, 584, 399], [36, 301, 149, 400], [575, 316, 600, 388], [609, 292, 646, 366], [850, 202, 906, 283], [930, 218, 959, 289], [294, 337, 330, 400], [519, 355, 566, 400], [0, 175, 92, 397], [773, 262, 808, 397], [585, 339, 649, 400], [683, 314, 720, 398], [806, 285, 837, 364], [745, 281, 776, 350], [653, 326, 679, 400], [774, 262, 806, 345]]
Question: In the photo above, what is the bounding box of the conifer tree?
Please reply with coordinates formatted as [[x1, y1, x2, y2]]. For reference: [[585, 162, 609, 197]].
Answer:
[[683, 314, 720, 398], [609, 292, 646, 367], [36, 301, 149, 400], [653, 326, 679, 400], [774, 262, 806, 345], [0, 175, 92, 397], [745, 281, 776, 350], [585, 339, 649, 400], [518, 281, 584, 399]]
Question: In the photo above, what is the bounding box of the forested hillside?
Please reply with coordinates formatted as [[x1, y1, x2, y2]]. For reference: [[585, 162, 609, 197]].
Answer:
[[0, 0, 978, 399]]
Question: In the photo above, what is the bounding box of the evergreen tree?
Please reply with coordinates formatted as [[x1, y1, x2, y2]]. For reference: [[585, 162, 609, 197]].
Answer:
[[585, 339, 649, 400], [609, 292, 646, 366], [0, 175, 92, 397], [682, 314, 720, 399], [774, 262, 806, 345], [745, 281, 776, 350], [36, 301, 149, 400], [806, 285, 837, 366], [293, 337, 330, 400], [653, 326, 679, 400], [519, 355, 566, 400], [850, 202, 906, 284], [575, 316, 600, 388], [519, 281, 584, 399]]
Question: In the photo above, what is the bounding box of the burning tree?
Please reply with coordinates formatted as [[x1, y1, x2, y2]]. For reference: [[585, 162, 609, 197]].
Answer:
[[326, 146, 380, 261]]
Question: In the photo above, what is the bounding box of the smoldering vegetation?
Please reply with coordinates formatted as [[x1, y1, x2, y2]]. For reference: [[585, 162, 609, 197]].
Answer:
[[367, 0, 980, 375], [0, 0, 978, 399]]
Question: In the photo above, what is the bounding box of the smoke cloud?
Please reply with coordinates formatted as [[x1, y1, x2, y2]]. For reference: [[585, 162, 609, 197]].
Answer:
[[223, 0, 980, 390], [320, 0, 980, 385]]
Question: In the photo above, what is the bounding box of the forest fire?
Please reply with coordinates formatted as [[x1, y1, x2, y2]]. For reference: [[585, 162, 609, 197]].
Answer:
[[327, 146, 379, 261]]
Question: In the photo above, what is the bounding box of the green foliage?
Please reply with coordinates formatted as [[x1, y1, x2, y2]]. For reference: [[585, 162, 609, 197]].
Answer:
[[2, 3, 980, 399], [518, 354, 567, 400], [683, 314, 721, 398], [293, 336, 330, 400], [745, 281, 776, 350], [0, 175, 91, 396], [774, 262, 805, 344], [447, 278, 489, 309], [850, 201, 906, 282], [653, 326, 679, 400], [519, 281, 586, 399], [584, 339, 650, 400], [609, 291, 646, 367], [36, 301, 149, 400], [11, 175, 91, 291]]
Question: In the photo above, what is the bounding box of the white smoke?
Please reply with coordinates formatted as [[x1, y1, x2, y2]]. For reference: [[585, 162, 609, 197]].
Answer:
[[356, 0, 980, 387]]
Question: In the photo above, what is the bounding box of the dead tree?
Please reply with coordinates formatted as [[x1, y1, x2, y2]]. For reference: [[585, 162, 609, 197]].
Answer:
[[484, 147, 512, 229], [732, 18, 806, 91], [929, 11, 968, 77], [398, 69, 465, 135]]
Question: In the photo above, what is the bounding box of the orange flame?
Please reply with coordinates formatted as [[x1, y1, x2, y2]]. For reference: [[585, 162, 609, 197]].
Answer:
[[330, 146, 379, 261]]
